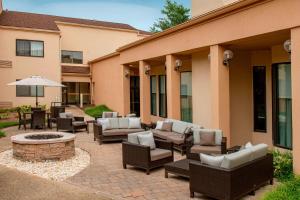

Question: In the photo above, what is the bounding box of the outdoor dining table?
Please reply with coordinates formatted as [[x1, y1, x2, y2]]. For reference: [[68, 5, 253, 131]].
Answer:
[[23, 111, 51, 129]]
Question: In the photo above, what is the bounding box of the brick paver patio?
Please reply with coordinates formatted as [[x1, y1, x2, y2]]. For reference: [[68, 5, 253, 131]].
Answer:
[[0, 106, 274, 200]]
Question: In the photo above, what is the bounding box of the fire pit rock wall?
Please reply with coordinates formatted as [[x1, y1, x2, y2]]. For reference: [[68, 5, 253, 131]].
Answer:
[[11, 132, 75, 162]]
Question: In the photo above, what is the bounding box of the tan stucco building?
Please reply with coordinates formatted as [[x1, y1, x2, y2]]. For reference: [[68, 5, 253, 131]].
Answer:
[[0, 1, 149, 107], [89, 0, 300, 174]]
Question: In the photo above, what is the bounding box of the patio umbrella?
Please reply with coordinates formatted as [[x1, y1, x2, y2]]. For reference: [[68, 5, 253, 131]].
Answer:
[[7, 75, 65, 106]]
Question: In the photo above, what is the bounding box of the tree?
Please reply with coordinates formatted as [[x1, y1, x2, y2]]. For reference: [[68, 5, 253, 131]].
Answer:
[[150, 0, 190, 33]]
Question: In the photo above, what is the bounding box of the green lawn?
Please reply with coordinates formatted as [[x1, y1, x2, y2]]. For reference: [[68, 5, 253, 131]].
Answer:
[[264, 177, 300, 200], [0, 121, 19, 129], [84, 105, 112, 118]]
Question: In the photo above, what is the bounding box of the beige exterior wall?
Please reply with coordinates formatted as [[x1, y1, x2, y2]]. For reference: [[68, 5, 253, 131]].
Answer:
[[191, 0, 239, 17], [91, 55, 125, 114], [0, 28, 61, 107], [58, 24, 146, 65]]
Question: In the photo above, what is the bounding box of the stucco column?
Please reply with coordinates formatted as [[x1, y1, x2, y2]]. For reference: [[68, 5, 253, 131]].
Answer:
[[291, 27, 300, 174], [139, 61, 151, 123], [122, 65, 130, 116], [210, 45, 231, 145], [166, 55, 181, 120]]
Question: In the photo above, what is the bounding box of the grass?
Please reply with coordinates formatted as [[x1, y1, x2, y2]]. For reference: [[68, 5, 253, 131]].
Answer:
[[263, 177, 300, 200], [0, 130, 5, 138], [0, 121, 19, 129], [84, 105, 112, 118]]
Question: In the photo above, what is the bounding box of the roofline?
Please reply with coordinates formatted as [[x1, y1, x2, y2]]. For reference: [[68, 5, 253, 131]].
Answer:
[[55, 21, 144, 34], [88, 52, 120, 64], [0, 25, 60, 34], [117, 0, 271, 51]]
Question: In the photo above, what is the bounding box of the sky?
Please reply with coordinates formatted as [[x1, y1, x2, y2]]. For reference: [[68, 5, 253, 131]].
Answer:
[[3, 0, 191, 31]]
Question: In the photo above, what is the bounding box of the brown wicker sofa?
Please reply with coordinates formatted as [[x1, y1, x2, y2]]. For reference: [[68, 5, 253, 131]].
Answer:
[[122, 132, 174, 174], [189, 144, 273, 200], [152, 119, 202, 155], [93, 117, 146, 144], [186, 128, 227, 160]]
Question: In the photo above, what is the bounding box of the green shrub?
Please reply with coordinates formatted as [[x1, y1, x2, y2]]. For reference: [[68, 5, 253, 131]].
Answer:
[[0, 130, 5, 138], [0, 121, 19, 129], [263, 177, 300, 200], [18, 105, 32, 113], [272, 149, 294, 182], [0, 113, 9, 119], [84, 105, 112, 118]]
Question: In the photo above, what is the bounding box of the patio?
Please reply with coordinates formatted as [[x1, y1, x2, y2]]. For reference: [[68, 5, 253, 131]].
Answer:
[[0, 107, 274, 200]]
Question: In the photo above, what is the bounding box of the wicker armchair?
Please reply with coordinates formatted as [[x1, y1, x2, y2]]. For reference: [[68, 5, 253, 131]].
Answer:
[[17, 109, 31, 130], [57, 116, 87, 133], [48, 106, 65, 129], [31, 110, 46, 129], [122, 139, 174, 175]]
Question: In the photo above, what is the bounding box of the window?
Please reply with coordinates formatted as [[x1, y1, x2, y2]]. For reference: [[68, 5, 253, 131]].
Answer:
[[150, 76, 157, 115], [180, 72, 192, 122], [159, 75, 167, 117], [16, 40, 44, 57], [253, 66, 267, 132], [273, 63, 292, 149], [16, 81, 44, 97], [61, 50, 83, 64]]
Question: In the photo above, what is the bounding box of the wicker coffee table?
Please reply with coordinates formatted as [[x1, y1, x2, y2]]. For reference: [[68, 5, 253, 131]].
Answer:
[[164, 159, 191, 179]]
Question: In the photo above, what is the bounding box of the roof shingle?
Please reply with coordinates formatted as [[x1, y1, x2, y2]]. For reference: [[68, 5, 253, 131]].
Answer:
[[0, 10, 151, 34]]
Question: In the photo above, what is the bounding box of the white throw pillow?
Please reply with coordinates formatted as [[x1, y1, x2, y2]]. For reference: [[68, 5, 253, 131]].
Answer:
[[138, 132, 156, 150], [155, 121, 164, 130], [119, 118, 129, 129], [109, 118, 119, 129], [245, 142, 253, 149], [128, 118, 141, 129], [97, 118, 111, 131], [112, 112, 118, 118], [200, 154, 224, 167], [128, 131, 151, 144]]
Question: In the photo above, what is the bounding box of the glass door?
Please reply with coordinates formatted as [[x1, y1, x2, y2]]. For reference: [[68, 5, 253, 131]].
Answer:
[[180, 72, 192, 122], [272, 63, 292, 149]]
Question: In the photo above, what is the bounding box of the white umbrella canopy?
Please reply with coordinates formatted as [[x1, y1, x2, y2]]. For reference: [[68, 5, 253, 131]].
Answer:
[[7, 76, 65, 106], [7, 75, 65, 87]]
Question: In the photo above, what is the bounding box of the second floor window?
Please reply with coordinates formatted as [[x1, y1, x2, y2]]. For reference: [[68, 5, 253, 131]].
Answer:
[[61, 50, 83, 64], [16, 40, 44, 57]]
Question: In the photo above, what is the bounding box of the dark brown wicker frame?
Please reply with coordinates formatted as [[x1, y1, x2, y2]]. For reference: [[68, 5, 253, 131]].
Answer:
[[122, 139, 174, 175], [186, 136, 227, 160], [31, 110, 46, 129], [189, 153, 273, 200], [56, 116, 87, 133], [93, 122, 147, 144]]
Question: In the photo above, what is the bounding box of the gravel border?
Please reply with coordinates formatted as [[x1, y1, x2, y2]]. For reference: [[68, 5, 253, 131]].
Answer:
[[0, 148, 90, 181]]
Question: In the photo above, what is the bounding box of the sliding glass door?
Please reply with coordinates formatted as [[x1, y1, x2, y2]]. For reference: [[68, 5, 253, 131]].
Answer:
[[273, 63, 292, 149], [180, 72, 192, 122]]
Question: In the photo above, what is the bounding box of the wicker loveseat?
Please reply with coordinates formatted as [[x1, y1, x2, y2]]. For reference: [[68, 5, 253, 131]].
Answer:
[[93, 117, 146, 144], [186, 128, 227, 160], [152, 119, 202, 155], [189, 144, 273, 200]]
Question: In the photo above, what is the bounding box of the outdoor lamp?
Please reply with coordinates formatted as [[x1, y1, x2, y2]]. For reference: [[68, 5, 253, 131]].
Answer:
[[124, 69, 130, 78], [174, 59, 183, 71], [284, 39, 291, 54], [223, 50, 234, 66], [145, 65, 151, 75]]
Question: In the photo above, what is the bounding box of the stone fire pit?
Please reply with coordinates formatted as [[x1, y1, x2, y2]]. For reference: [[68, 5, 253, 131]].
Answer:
[[11, 132, 75, 162]]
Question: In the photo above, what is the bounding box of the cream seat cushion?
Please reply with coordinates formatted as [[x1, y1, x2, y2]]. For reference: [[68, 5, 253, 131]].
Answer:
[[221, 149, 252, 169], [200, 153, 224, 167], [103, 128, 144, 136], [138, 132, 156, 150], [127, 131, 151, 144]]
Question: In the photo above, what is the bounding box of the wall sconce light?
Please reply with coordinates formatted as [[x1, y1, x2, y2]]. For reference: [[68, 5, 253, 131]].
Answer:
[[144, 65, 151, 75], [223, 50, 234, 67], [125, 69, 130, 78], [174, 59, 183, 71], [208, 53, 211, 61], [284, 39, 291, 54]]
